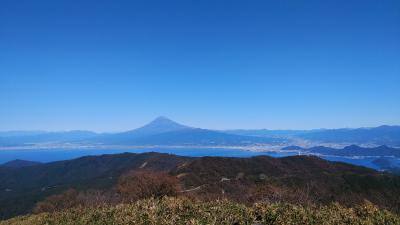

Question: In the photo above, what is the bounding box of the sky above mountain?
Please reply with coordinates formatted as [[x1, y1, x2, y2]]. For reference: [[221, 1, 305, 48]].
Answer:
[[0, 0, 399, 131]]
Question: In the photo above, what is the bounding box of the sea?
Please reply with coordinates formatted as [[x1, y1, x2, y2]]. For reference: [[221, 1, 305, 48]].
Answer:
[[1, 147, 396, 170]]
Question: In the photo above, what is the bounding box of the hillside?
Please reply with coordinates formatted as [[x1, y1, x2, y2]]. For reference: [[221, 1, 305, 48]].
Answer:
[[0, 152, 190, 219], [1, 160, 42, 168], [172, 155, 400, 209], [309, 145, 400, 157], [1, 152, 400, 220], [1, 197, 399, 225]]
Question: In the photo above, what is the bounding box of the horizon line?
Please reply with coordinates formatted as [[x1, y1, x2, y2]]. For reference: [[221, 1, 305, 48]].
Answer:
[[0, 116, 398, 133]]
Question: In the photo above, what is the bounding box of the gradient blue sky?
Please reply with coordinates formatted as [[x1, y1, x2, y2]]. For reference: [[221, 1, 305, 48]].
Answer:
[[1, 0, 399, 131]]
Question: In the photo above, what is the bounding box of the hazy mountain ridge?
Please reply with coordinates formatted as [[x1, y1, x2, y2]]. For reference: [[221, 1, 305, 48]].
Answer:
[[1, 160, 42, 168], [224, 129, 312, 137], [227, 125, 400, 147], [0, 118, 399, 147], [298, 125, 400, 146], [0, 130, 99, 146], [282, 145, 400, 158], [0, 131, 48, 138], [0, 117, 285, 147], [105, 128, 284, 146]]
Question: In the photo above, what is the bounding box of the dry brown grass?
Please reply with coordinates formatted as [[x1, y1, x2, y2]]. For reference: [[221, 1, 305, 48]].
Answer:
[[2, 197, 399, 225]]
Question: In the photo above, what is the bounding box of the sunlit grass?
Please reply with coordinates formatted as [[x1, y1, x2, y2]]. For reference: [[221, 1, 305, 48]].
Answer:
[[1, 197, 399, 225]]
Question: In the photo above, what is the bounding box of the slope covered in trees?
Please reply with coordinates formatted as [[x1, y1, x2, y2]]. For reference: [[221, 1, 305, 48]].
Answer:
[[1, 152, 400, 221]]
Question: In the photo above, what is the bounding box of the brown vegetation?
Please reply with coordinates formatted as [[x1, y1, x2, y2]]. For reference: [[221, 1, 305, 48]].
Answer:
[[33, 189, 119, 213], [33, 170, 180, 213], [3, 153, 400, 221], [172, 155, 400, 212], [117, 170, 180, 202], [3, 197, 400, 225]]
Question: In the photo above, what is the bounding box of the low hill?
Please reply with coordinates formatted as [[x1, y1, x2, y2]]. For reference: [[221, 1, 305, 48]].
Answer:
[[308, 145, 400, 157], [1, 160, 42, 168], [0, 152, 190, 219], [172, 155, 400, 209], [373, 157, 400, 175], [1, 152, 400, 220], [281, 145, 400, 157]]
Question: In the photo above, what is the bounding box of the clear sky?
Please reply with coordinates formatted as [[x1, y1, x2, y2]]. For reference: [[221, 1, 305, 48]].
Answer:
[[0, 0, 399, 132]]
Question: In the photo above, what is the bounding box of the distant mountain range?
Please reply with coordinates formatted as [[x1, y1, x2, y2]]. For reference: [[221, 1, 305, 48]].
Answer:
[[280, 145, 400, 174], [90, 117, 278, 145], [227, 125, 400, 146], [282, 145, 400, 158], [0, 117, 285, 147], [0, 117, 399, 147], [297, 125, 400, 146], [0, 130, 98, 146]]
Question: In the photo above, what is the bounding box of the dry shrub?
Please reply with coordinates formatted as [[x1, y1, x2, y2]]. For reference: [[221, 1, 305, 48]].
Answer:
[[117, 170, 179, 202], [33, 189, 80, 213], [33, 189, 119, 213], [33, 170, 179, 213], [248, 183, 319, 206], [7, 198, 400, 225]]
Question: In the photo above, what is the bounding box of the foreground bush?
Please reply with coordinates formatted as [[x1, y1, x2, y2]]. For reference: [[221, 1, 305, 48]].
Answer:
[[117, 170, 180, 202], [33, 189, 120, 213], [1, 197, 399, 225], [33, 170, 179, 214]]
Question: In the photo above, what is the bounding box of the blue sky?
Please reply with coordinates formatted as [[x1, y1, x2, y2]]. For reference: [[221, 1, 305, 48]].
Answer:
[[0, 0, 399, 131]]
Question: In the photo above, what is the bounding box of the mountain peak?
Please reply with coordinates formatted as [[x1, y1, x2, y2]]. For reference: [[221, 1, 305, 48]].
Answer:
[[150, 116, 176, 124], [122, 117, 190, 137], [145, 116, 190, 130], [344, 145, 362, 150]]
